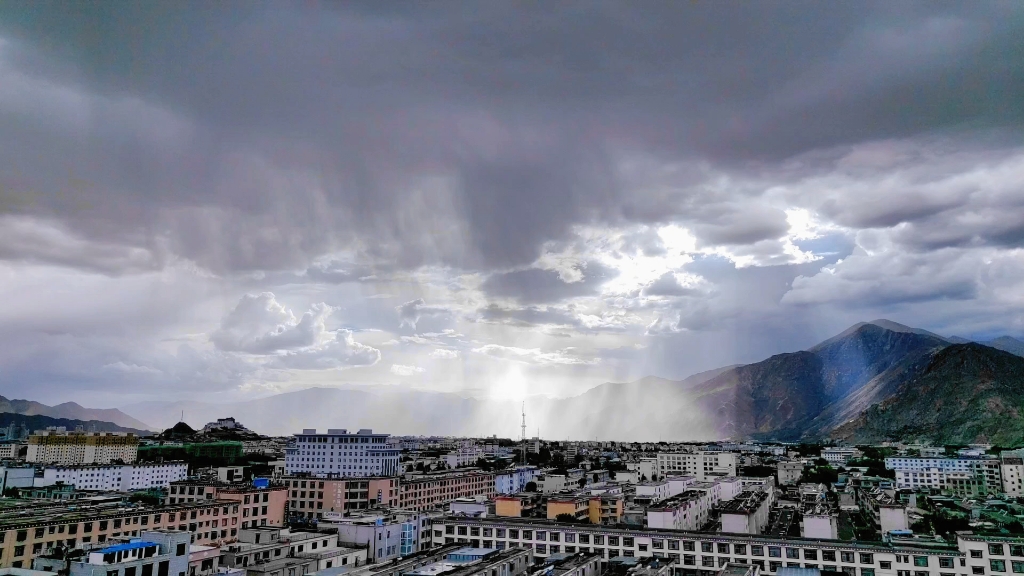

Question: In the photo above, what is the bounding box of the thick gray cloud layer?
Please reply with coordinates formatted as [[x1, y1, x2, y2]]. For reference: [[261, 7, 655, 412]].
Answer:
[[0, 2, 1022, 405]]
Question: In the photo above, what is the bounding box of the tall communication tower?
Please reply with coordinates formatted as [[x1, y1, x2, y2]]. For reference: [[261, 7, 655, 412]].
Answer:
[[520, 402, 527, 464]]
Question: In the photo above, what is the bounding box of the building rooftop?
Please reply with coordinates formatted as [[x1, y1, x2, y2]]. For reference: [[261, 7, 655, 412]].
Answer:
[[95, 541, 158, 554], [0, 497, 239, 530]]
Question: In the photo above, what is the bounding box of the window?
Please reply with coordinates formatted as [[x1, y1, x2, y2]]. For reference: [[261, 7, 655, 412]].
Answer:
[[593, 535, 603, 545], [993, 545, 1007, 556], [158, 561, 169, 576], [1013, 546, 1024, 558], [523, 531, 533, 540], [1012, 561, 1024, 573], [735, 545, 747, 555], [609, 537, 619, 546], [126, 568, 137, 576], [769, 547, 782, 558], [861, 554, 874, 565], [142, 564, 153, 576], [973, 550, 985, 559], [703, 557, 716, 567], [684, 555, 695, 565], [719, 543, 730, 554], [993, 560, 1007, 573], [787, 549, 800, 560], [497, 529, 506, 538], [457, 527, 467, 536], [914, 557, 928, 567], [14, 546, 24, 557], [823, 551, 836, 562], [976, 567, 988, 575], [842, 552, 856, 563], [751, 546, 763, 556], [536, 531, 546, 541], [862, 570, 875, 576], [703, 543, 714, 553], [578, 534, 588, 544], [623, 537, 634, 547], [536, 545, 546, 554], [176, 543, 186, 556], [880, 562, 892, 570], [445, 526, 454, 534], [805, 550, 818, 561]]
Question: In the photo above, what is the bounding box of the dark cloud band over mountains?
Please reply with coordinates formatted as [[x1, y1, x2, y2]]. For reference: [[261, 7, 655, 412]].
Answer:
[[0, 1, 1022, 409]]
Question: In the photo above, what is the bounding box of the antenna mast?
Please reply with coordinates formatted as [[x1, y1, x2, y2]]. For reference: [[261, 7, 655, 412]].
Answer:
[[521, 402, 527, 465]]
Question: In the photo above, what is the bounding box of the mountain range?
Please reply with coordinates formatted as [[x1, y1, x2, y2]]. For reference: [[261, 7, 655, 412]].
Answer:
[[110, 320, 1024, 444], [0, 396, 154, 431]]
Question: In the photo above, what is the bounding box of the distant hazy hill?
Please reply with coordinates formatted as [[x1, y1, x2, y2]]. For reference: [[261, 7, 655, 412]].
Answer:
[[0, 412, 149, 435], [0, 396, 154, 431], [117, 320, 1024, 443]]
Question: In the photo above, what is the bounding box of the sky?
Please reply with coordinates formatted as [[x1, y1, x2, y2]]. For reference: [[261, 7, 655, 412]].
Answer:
[[1, 1, 1023, 408]]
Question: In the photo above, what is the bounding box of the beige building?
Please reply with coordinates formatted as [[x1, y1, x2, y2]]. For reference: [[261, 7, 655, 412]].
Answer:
[[26, 431, 138, 465]]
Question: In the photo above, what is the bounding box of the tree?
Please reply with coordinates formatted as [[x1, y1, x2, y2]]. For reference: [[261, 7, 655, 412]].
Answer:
[[556, 513, 577, 523], [524, 481, 538, 492]]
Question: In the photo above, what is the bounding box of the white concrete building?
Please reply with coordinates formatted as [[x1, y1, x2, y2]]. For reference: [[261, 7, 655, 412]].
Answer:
[[885, 456, 1002, 494], [285, 429, 400, 478], [802, 511, 839, 539], [0, 443, 24, 460], [495, 466, 540, 494], [37, 462, 189, 491], [1001, 454, 1024, 496], [634, 476, 695, 505], [445, 447, 485, 469], [776, 461, 804, 485], [720, 490, 773, 535], [626, 458, 658, 481], [657, 452, 738, 480], [822, 447, 860, 466]]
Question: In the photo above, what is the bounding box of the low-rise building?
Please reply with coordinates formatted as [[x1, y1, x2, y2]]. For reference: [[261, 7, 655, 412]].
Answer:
[[495, 467, 540, 495], [775, 462, 803, 486], [494, 494, 541, 519], [858, 490, 909, 535], [720, 491, 772, 535], [280, 476, 399, 520], [319, 509, 435, 562], [885, 456, 1002, 495], [69, 530, 191, 576], [400, 471, 495, 512], [219, 527, 366, 575], [166, 481, 288, 529], [822, 448, 860, 467]]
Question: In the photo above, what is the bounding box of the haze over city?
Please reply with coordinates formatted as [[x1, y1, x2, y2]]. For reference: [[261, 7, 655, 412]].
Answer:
[[0, 2, 1023, 438]]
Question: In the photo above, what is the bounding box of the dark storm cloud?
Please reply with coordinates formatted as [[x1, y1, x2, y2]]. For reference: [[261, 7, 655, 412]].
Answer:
[[1, 1, 1022, 278], [481, 262, 618, 304]]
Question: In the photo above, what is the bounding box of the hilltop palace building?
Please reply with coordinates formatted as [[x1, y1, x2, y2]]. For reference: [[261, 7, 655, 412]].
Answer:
[[285, 429, 400, 478]]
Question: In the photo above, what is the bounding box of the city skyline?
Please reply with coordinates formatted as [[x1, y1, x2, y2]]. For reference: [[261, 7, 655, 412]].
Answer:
[[1, 3, 1023, 408]]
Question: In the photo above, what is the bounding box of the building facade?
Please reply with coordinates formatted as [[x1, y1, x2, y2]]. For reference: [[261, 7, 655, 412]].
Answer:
[[656, 453, 738, 481], [280, 476, 399, 520], [399, 471, 496, 512], [431, 516, 1013, 576], [495, 467, 540, 495], [885, 457, 1002, 495], [69, 530, 191, 576], [39, 463, 188, 492], [0, 499, 244, 569], [165, 481, 287, 529], [26, 432, 139, 465], [285, 429, 400, 478]]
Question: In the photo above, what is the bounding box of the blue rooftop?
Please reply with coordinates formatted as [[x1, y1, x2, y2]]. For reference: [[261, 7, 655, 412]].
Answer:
[[98, 541, 158, 554]]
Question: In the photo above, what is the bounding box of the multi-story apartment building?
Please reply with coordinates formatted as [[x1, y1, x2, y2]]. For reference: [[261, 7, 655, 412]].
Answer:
[[64, 530, 191, 576], [885, 457, 1002, 495], [657, 452, 738, 481], [822, 448, 860, 467], [404, 547, 534, 576], [280, 476, 399, 520], [0, 498, 243, 569], [26, 431, 139, 465], [219, 527, 367, 573], [0, 443, 24, 460], [399, 471, 496, 512], [495, 466, 540, 495], [165, 481, 287, 529], [1001, 454, 1024, 496], [39, 463, 188, 492], [285, 429, 400, 478], [320, 509, 436, 562], [431, 515, 1021, 576]]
